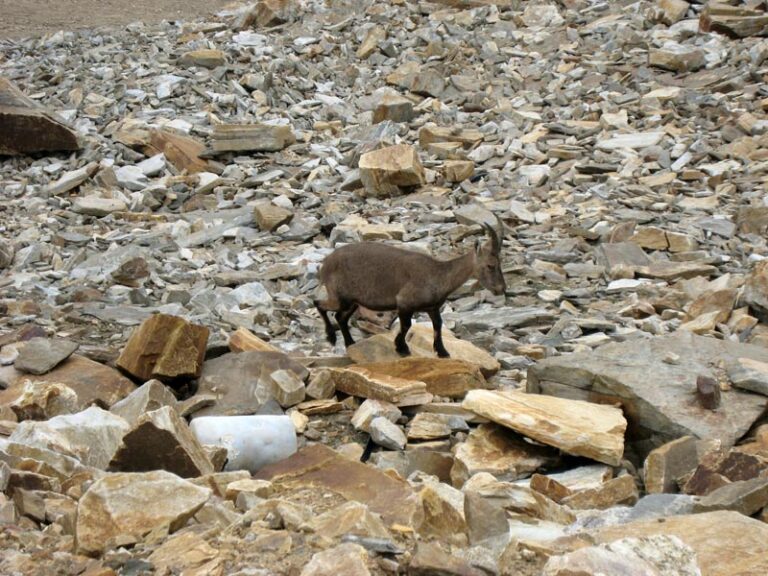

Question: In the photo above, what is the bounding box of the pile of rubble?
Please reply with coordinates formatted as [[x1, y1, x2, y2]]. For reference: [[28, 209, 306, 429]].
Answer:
[[3, 0, 768, 574]]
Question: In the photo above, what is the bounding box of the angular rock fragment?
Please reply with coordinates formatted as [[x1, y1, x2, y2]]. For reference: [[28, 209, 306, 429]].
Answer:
[[328, 366, 430, 406], [269, 369, 306, 408], [358, 144, 426, 197], [351, 398, 401, 432], [228, 327, 282, 354], [109, 379, 178, 425], [353, 358, 487, 399], [72, 195, 128, 217], [451, 423, 559, 488], [236, 0, 293, 29], [211, 123, 295, 153], [418, 480, 467, 545], [192, 351, 308, 418], [649, 44, 706, 73], [370, 417, 406, 450], [255, 444, 421, 527], [14, 338, 79, 375], [46, 162, 99, 196], [75, 470, 211, 555], [372, 92, 413, 124], [148, 531, 221, 575], [304, 500, 390, 539], [301, 543, 371, 576], [117, 314, 209, 382], [693, 477, 768, 515], [726, 357, 768, 396], [700, 3, 768, 38], [0, 77, 80, 156], [463, 390, 626, 466], [10, 380, 79, 420], [109, 406, 214, 477], [178, 49, 226, 69], [528, 333, 768, 457], [409, 542, 484, 576], [543, 535, 700, 576], [644, 436, 700, 494], [253, 201, 293, 231], [560, 475, 639, 510], [9, 406, 129, 469], [743, 260, 768, 320], [594, 511, 768, 575]]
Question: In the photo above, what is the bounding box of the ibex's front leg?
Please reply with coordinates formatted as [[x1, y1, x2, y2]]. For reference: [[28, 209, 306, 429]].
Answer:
[[428, 307, 450, 358], [395, 310, 413, 356]]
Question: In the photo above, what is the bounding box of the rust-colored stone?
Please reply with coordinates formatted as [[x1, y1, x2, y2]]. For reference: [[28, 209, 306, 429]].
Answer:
[[117, 314, 209, 382]]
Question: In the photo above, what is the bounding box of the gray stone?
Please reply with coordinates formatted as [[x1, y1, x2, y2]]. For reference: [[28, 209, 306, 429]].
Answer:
[[726, 357, 768, 396], [110, 379, 179, 425], [445, 306, 555, 331], [693, 478, 768, 516], [192, 352, 309, 418], [369, 417, 406, 450], [72, 196, 128, 216], [528, 332, 768, 458], [14, 338, 79, 375]]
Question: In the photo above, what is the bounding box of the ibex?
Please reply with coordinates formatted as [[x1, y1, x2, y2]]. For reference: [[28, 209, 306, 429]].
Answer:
[[314, 225, 506, 358]]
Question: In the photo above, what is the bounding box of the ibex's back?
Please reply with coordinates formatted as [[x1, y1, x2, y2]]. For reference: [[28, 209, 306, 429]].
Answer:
[[319, 243, 450, 311]]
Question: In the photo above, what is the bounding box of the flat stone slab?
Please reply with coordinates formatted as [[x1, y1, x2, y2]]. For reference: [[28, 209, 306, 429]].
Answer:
[[254, 444, 420, 527], [592, 511, 768, 576], [463, 390, 627, 466], [528, 332, 768, 457], [14, 337, 79, 375]]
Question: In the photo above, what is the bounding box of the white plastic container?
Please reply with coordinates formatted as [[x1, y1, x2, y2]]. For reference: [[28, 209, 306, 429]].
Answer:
[[190, 415, 297, 474]]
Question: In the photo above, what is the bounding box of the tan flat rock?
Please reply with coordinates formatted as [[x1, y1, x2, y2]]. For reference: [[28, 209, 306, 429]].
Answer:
[[254, 444, 421, 527], [328, 366, 431, 406], [463, 390, 626, 466]]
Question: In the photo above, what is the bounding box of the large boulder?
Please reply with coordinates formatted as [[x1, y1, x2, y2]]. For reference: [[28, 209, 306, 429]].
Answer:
[[75, 470, 211, 555], [528, 332, 768, 458]]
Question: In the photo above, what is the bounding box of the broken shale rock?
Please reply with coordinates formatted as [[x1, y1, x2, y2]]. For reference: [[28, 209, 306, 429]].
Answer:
[[0, 77, 80, 156], [328, 366, 430, 406], [13, 338, 79, 375], [353, 357, 488, 399], [75, 470, 211, 555], [528, 332, 768, 457], [358, 144, 426, 197], [109, 406, 214, 477], [109, 379, 178, 425], [451, 423, 560, 488], [211, 122, 295, 153], [463, 390, 627, 466], [254, 444, 421, 527], [117, 314, 209, 382]]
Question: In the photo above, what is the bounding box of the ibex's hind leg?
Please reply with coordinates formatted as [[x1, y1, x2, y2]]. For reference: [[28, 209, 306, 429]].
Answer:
[[336, 301, 358, 348], [394, 310, 414, 356], [314, 298, 339, 345], [428, 307, 450, 358]]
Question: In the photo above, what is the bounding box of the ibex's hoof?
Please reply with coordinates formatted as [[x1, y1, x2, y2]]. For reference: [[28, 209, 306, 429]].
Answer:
[[396, 345, 411, 357], [436, 349, 450, 358], [326, 332, 337, 346]]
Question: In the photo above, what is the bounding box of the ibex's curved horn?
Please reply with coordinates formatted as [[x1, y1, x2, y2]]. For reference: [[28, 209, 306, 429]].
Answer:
[[482, 222, 501, 253]]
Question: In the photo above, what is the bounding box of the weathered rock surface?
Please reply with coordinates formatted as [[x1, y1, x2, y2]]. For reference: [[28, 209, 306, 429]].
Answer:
[[593, 511, 768, 576], [328, 366, 430, 406], [117, 314, 209, 382], [463, 390, 627, 466], [192, 351, 308, 417], [13, 338, 79, 375], [75, 470, 211, 554], [0, 77, 80, 155], [109, 379, 178, 424], [358, 144, 426, 197], [353, 358, 488, 399], [109, 406, 214, 477], [528, 333, 768, 456], [255, 444, 421, 527], [543, 535, 700, 576], [451, 423, 560, 487], [9, 406, 129, 469]]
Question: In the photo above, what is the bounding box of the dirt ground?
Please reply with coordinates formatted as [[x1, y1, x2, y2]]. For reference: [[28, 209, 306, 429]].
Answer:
[[0, 0, 235, 39]]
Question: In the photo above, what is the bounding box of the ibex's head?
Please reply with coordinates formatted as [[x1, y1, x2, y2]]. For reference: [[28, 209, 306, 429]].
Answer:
[[476, 223, 506, 296]]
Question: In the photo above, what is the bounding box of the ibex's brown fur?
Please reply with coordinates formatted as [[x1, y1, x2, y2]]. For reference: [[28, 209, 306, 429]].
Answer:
[[314, 225, 505, 357]]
